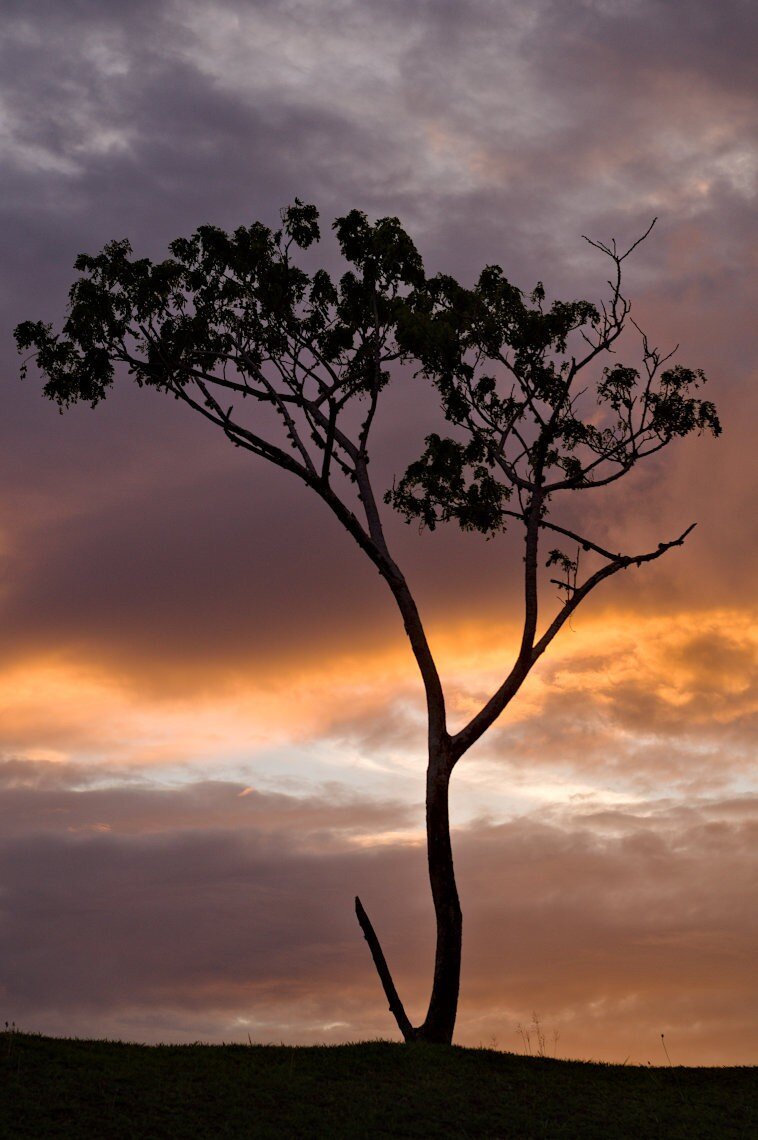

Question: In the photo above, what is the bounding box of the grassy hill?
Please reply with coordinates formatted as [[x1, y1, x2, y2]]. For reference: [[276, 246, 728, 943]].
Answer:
[[1, 1031, 755, 1138]]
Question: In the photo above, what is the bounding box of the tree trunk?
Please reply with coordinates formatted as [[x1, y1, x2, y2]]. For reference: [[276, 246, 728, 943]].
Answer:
[[356, 744, 462, 1045], [415, 754, 461, 1044]]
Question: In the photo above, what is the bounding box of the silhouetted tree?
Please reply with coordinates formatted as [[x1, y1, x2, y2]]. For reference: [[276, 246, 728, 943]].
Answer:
[[15, 204, 720, 1045]]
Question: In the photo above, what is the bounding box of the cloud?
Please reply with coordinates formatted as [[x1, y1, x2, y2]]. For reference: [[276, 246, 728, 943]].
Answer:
[[0, 758, 417, 841], [0, 0, 754, 1060], [0, 609, 753, 825], [0, 765, 754, 1062]]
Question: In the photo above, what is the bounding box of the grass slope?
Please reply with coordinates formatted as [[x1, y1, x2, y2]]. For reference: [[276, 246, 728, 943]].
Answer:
[[1, 1032, 756, 1138]]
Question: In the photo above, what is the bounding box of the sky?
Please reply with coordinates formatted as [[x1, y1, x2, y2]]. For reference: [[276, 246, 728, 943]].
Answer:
[[0, 0, 756, 1064]]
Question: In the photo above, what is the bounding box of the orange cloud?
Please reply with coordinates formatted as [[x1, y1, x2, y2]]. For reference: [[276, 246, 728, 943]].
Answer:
[[2, 608, 753, 823]]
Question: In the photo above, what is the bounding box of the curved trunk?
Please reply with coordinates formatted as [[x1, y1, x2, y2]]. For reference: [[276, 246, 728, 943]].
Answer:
[[356, 746, 462, 1046]]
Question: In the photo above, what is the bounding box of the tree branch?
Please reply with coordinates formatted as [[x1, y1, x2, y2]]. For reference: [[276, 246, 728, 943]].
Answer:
[[355, 896, 415, 1041], [531, 522, 695, 660], [452, 521, 695, 760]]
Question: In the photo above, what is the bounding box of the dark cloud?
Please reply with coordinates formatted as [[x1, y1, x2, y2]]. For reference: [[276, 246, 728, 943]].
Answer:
[[0, 767, 754, 1061]]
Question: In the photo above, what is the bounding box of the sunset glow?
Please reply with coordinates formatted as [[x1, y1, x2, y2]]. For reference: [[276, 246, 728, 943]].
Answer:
[[1, 0, 755, 1064]]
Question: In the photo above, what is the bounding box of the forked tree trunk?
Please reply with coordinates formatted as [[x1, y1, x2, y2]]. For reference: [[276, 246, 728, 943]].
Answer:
[[356, 744, 462, 1045]]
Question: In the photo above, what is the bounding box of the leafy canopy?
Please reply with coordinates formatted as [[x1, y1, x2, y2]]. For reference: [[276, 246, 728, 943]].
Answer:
[[15, 204, 720, 580]]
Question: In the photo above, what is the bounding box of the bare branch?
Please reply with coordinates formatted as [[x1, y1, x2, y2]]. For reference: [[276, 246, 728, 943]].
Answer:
[[452, 521, 696, 759], [531, 522, 694, 661], [502, 511, 621, 563], [355, 897, 415, 1041]]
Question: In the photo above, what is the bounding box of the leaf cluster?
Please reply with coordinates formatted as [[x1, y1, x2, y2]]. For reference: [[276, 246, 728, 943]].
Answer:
[[15, 205, 720, 548], [386, 239, 720, 534], [15, 202, 423, 414]]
